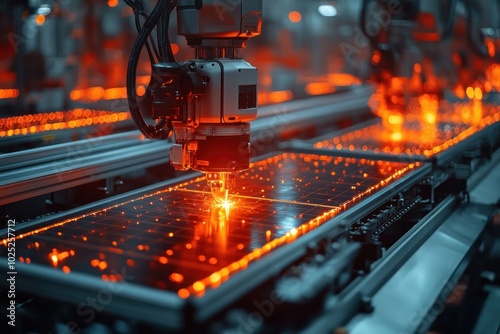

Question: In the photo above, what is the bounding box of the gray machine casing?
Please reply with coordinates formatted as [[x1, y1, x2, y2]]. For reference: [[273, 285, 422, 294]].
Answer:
[[177, 0, 262, 39], [192, 59, 257, 124]]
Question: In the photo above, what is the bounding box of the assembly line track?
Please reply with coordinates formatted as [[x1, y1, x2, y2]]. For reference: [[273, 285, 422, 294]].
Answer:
[[0, 85, 372, 206]]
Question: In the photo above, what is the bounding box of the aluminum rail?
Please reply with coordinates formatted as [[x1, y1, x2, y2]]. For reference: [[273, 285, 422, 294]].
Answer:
[[0, 86, 373, 206]]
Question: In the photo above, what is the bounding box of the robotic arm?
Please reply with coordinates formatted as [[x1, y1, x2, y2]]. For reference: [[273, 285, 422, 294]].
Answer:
[[125, 0, 262, 202]]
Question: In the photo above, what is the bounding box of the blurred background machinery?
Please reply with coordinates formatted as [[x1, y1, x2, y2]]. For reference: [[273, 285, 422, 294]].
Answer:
[[1, 1, 500, 333]]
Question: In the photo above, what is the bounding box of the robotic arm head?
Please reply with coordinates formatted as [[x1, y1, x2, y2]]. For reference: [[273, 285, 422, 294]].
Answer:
[[128, 0, 262, 203]]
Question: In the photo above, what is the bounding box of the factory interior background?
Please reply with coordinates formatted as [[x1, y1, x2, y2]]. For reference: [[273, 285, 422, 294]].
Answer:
[[1, 0, 500, 333]]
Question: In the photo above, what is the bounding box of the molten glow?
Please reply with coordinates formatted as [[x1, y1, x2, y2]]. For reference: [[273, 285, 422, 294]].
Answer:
[[108, 0, 118, 7]]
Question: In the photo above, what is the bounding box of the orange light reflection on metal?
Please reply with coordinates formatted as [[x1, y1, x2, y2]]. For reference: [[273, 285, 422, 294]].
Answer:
[[70, 87, 128, 101], [0, 109, 130, 138], [0, 89, 19, 99], [305, 82, 335, 96], [327, 73, 361, 86], [317, 102, 500, 157], [258, 90, 293, 105], [48, 248, 74, 266]]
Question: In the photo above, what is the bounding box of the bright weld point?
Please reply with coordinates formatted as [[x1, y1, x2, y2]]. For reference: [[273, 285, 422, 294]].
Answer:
[[289, 11, 302, 23], [318, 5, 337, 17], [51, 255, 58, 263], [62, 266, 71, 274], [35, 14, 46, 26], [108, 0, 118, 7], [159, 256, 168, 264]]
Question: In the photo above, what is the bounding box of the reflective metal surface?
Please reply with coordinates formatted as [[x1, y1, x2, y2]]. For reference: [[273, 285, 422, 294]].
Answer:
[[314, 103, 500, 158], [1, 153, 420, 299], [346, 199, 495, 334]]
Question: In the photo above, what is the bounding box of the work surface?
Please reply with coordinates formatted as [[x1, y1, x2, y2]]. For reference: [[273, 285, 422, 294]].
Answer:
[[2, 152, 420, 298]]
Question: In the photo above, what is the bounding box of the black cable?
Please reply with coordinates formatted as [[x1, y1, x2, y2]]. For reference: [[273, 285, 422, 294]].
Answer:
[[158, 0, 177, 62], [157, 14, 166, 61], [166, 0, 177, 62], [134, 1, 159, 64], [127, 0, 171, 138]]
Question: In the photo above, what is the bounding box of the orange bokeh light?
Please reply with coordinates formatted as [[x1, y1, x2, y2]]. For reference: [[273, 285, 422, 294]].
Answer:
[[289, 11, 302, 23], [0, 109, 130, 138], [35, 15, 46, 26], [305, 82, 335, 96]]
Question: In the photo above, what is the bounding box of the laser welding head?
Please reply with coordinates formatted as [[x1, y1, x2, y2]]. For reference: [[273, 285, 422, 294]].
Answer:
[[125, 0, 262, 202]]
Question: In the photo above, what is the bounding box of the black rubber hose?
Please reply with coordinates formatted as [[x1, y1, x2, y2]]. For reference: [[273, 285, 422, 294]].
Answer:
[[127, 0, 170, 138], [134, 0, 159, 64]]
